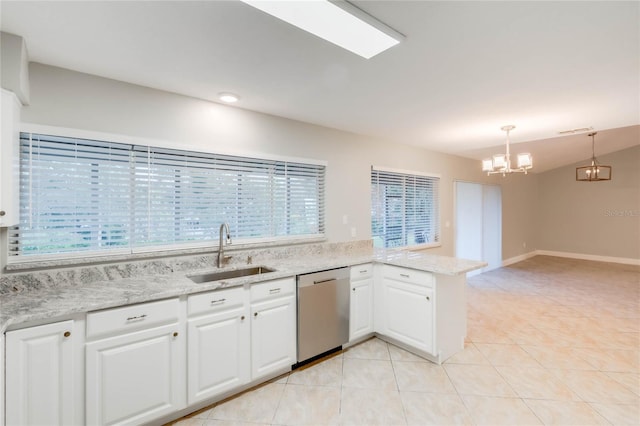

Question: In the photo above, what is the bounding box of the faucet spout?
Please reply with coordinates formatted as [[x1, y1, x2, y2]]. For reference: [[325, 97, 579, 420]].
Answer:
[[217, 223, 232, 268]]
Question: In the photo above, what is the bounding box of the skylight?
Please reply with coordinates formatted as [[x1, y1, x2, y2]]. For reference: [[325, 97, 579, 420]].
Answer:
[[240, 0, 404, 59]]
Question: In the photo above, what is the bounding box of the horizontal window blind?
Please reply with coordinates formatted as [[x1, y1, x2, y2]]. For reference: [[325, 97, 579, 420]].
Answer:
[[8, 133, 325, 259], [371, 168, 440, 249]]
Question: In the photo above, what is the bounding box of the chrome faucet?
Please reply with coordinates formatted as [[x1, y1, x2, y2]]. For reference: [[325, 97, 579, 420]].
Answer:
[[217, 223, 232, 268]]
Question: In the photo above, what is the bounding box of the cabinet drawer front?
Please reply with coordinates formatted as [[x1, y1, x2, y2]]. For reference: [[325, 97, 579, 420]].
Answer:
[[87, 298, 179, 339], [383, 265, 433, 287], [250, 278, 295, 303], [188, 286, 246, 317], [350, 263, 373, 280]]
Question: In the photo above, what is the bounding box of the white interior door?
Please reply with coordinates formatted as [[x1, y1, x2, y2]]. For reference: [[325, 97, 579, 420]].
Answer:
[[455, 182, 483, 276], [455, 181, 502, 275], [482, 184, 502, 271]]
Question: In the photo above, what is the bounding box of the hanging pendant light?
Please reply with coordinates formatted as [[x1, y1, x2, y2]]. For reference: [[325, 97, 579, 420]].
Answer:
[[482, 125, 532, 176], [576, 132, 611, 181]]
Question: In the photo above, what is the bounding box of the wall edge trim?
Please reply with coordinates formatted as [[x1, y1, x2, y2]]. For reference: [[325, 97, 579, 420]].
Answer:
[[534, 250, 640, 266], [502, 251, 537, 267]]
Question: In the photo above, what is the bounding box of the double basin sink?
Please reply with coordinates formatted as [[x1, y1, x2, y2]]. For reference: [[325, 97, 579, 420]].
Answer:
[[187, 266, 276, 284]]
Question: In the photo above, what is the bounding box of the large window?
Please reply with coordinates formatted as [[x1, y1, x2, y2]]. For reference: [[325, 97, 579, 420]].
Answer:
[[371, 167, 440, 249], [8, 133, 325, 260]]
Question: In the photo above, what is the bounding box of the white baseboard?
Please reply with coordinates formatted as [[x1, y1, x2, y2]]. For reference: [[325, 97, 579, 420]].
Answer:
[[502, 250, 640, 266], [534, 250, 640, 266], [502, 251, 537, 267]]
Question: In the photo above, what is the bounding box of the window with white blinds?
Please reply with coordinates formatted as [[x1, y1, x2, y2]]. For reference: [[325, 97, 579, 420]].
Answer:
[[371, 167, 440, 249], [8, 133, 325, 260]]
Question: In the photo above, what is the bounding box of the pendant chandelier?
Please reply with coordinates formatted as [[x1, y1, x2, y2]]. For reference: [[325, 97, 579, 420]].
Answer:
[[482, 125, 532, 175], [576, 132, 611, 181]]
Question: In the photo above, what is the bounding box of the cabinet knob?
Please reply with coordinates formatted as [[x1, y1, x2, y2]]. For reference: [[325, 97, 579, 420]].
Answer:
[[173, 332, 179, 337], [426, 296, 430, 301], [0, 211, 5, 217], [63, 331, 71, 338], [352, 288, 356, 291], [254, 312, 258, 317], [241, 315, 245, 320]]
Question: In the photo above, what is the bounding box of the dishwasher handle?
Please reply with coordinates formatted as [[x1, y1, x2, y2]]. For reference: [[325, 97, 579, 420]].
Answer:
[[297, 267, 350, 288], [313, 278, 336, 285]]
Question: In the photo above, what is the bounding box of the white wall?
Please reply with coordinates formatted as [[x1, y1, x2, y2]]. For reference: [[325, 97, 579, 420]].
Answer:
[[2, 62, 636, 269], [0, 63, 540, 267], [536, 145, 640, 261]]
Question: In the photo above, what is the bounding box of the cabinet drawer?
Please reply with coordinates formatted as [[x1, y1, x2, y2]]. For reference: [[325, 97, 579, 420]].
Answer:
[[188, 286, 246, 317], [87, 298, 179, 339], [250, 278, 295, 303], [350, 263, 373, 280], [383, 265, 433, 287]]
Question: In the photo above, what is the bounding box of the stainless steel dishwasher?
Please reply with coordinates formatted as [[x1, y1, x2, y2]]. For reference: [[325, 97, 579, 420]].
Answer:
[[296, 267, 350, 364]]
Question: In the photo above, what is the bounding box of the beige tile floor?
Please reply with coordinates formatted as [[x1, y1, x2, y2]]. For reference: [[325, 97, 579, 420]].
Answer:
[[170, 256, 639, 426]]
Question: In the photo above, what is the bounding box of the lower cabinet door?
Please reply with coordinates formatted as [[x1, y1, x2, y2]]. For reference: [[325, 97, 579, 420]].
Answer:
[[5, 320, 77, 426], [85, 323, 185, 426], [250, 295, 296, 379], [187, 308, 250, 404], [384, 278, 434, 354], [349, 277, 374, 341]]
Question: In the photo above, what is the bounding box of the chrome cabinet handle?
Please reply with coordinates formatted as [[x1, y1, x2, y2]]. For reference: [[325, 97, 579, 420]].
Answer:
[[400, 273, 410, 278], [126, 314, 147, 321], [269, 288, 281, 294], [210, 298, 226, 305], [359, 270, 368, 274]]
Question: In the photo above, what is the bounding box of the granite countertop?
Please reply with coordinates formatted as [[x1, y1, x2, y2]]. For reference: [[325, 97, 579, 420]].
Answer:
[[0, 247, 485, 333]]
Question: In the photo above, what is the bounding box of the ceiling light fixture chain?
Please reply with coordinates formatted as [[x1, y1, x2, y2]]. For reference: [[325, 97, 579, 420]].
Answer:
[[482, 125, 532, 176]]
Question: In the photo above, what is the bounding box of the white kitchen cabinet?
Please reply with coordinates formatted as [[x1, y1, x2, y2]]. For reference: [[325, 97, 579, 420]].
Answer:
[[5, 319, 83, 426], [250, 278, 296, 379], [0, 89, 20, 227], [0, 333, 4, 426], [378, 265, 434, 355], [376, 265, 467, 364], [349, 263, 374, 342], [85, 298, 186, 426], [382, 277, 434, 354], [187, 286, 250, 404]]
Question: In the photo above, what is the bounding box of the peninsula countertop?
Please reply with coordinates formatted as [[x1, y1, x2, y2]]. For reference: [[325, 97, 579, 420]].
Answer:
[[0, 247, 486, 333]]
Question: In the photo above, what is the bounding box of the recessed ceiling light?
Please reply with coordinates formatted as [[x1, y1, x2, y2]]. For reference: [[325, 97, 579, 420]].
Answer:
[[240, 0, 404, 59], [218, 92, 240, 103]]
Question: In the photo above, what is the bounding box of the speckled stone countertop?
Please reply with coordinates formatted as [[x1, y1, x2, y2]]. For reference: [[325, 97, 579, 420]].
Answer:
[[0, 242, 485, 333]]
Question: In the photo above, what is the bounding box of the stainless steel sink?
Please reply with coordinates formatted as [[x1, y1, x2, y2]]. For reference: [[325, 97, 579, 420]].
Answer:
[[187, 266, 276, 284]]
